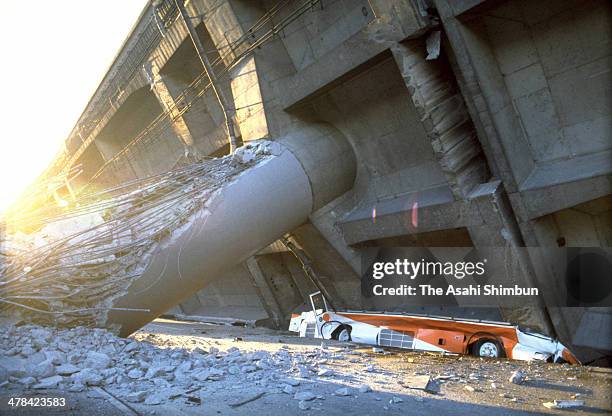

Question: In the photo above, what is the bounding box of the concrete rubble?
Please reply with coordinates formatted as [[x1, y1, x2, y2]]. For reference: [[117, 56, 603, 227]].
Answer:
[[0, 141, 278, 329], [509, 370, 526, 385], [1, 319, 610, 414], [542, 400, 585, 409], [0, 321, 378, 408]]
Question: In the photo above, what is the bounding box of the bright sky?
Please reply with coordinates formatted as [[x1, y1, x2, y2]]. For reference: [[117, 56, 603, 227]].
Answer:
[[0, 1, 147, 212]]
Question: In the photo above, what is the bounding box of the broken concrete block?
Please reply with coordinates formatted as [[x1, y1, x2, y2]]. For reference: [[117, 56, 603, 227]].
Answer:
[[294, 391, 316, 401], [543, 400, 585, 409], [30, 328, 53, 344], [44, 350, 66, 365], [284, 378, 300, 386], [241, 364, 257, 373], [17, 376, 36, 387], [176, 361, 192, 373], [67, 353, 81, 365], [72, 368, 103, 386], [33, 375, 63, 389], [127, 369, 144, 379], [228, 392, 265, 407], [509, 370, 526, 385], [68, 383, 85, 392], [403, 375, 433, 392], [317, 368, 332, 377], [20, 345, 36, 357], [85, 351, 111, 369], [145, 366, 165, 379], [358, 385, 371, 393], [32, 359, 56, 379], [125, 391, 147, 403], [335, 387, 351, 396], [124, 342, 139, 353], [56, 364, 80, 376], [145, 393, 164, 405]]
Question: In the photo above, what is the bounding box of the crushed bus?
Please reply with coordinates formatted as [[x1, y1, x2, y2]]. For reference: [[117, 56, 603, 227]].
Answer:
[[289, 292, 579, 364]]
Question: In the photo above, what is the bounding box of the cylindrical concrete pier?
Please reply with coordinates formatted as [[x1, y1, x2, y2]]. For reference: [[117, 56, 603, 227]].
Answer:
[[106, 124, 355, 336]]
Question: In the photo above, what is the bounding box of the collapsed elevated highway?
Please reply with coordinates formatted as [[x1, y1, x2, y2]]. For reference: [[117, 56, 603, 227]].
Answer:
[[2, 0, 611, 365]]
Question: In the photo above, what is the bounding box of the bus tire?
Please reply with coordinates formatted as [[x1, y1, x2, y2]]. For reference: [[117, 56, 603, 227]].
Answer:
[[333, 326, 351, 342], [471, 339, 504, 358]]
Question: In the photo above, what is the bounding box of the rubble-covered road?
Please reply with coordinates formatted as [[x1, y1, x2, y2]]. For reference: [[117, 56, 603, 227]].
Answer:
[[1, 318, 610, 415]]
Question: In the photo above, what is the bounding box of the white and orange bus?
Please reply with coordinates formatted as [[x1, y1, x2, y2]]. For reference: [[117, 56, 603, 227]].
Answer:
[[289, 292, 579, 364]]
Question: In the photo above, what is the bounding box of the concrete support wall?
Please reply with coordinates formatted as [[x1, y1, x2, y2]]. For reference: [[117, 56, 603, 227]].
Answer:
[[434, 0, 612, 358]]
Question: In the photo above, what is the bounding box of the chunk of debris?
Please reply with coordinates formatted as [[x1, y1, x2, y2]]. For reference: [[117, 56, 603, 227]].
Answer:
[[543, 400, 585, 409], [358, 385, 372, 393], [72, 368, 103, 386], [403, 375, 433, 393], [145, 366, 165, 379], [56, 364, 80, 376], [44, 351, 66, 365], [284, 378, 300, 387], [317, 368, 333, 377], [372, 347, 385, 354], [85, 351, 111, 369], [298, 401, 310, 411], [335, 387, 351, 396], [145, 393, 164, 405], [294, 391, 316, 401], [509, 370, 526, 385], [68, 383, 85, 393], [17, 376, 36, 387], [123, 342, 139, 353], [32, 360, 55, 378], [228, 392, 266, 408], [186, 396, 201, 405], [125, 391, 147, 403], [33, 375, 63, 389], [127, 369, 144, 379]]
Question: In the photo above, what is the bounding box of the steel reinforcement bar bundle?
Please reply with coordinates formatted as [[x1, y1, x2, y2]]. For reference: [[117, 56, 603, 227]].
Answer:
[[0, 148, 259, 328]]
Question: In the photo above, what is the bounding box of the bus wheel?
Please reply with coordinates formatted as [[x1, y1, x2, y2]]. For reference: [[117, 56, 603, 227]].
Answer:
[[335, 326, 351, 342], [471, 339, 503, 358]]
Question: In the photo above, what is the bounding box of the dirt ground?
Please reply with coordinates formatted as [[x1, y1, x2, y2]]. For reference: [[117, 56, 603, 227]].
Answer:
[[1, 318, 611, 415]]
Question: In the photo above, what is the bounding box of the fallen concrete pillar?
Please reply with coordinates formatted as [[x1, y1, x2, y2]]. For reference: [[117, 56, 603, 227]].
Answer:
[[106, 124, 355, 336]]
